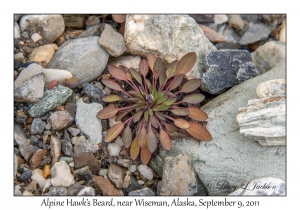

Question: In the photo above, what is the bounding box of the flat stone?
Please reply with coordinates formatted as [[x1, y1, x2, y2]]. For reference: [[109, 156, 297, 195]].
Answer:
[[214, 15, 228, 24], [108, 164, 126, 188], [227, 15, 244, 31], [29, 44, 58, 65], [93, 175, 122, 196], [237, 96, 285, 146], [81, 83, 105, 104], [49, 111, 73, 131], [77, 187, 95, 196], [256, 79, 286, 99], [239, 22, 273, 45], [62, 14, 87, 29], [74, 152, 101, 173], [67, 127, 80, 136], [50, 135, 61, 165], [19, 15, 65, 43], [14, 123, 27, 146], [109, 56, 141, 71], [19, 140, 33, 162], [14, 63, 45, 103], [28, 84, 72, 118], [47, 36, 109, 87], [198, 24, 226, 42], [229, 177, 285, 195], [29, 149, 47, 168], [51, 161, 75, 187], [74, 138, 99, 154], [201, 50, 254, 94], [251, 41, 286, 74], [67, 184, 85, 196], [31, 169, 46, 189], [99, 24, 126, 57], [73, 166, 93, 181], [75, 98, 103, 144], [150, 63, 286, 195], [42, 69, 72, 84], [128, 188, 155, 196], [160, 155, 197, 196], [124, 15, 216, 80], [137, 164, 153, 180]]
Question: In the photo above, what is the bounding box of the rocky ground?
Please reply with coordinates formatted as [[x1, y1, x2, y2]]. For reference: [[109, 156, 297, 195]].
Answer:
[[14, 14, 286, 196]]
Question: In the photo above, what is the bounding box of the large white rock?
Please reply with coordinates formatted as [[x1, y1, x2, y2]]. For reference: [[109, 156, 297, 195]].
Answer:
[[51, 161, 75, 187], [124, 15, 216, 79], [75, 98, 103, 144], [19, 15, 65, 43], [43, 69, 72, 84]]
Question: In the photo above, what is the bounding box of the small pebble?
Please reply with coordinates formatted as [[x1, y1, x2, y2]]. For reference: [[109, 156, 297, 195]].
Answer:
[[129, 165, 137, 172], [99, 169, 108, 177], [43, 165, 50, 178], [31, 33, 42, 42], [137, 164, 153, 180], [138, 180, 144, 185], [19, 170, 32, 182], [107, 143, 121, 156], [14, 52, 24, 61]]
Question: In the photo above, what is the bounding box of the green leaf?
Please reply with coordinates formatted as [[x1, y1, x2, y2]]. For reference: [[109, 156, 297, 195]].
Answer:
[[179, 79, 201, 93], [122, 125, 132, 148], [141, 140, 152, 164], [159, 129, 172, 150], [102, 79, 124, 92], [137, 126, 146, 147], [129, 68, 143, 85], [105, 123, 124, 142], [146, 53, 157, 72], [130, 137, 140, 160], [155, 111, 166, 121], [147, 129, 157, 153], [152, 104, 169, 111], [108, 65, 127, 81], [168, 74, 184, 91], [175, 52, 197, 75], [163, 98, 177, 106], [156, 95, 168, 104], [186, 122, 212, 141], [145, 79, 153, 93], [139, 59, 149, 78], [166, 60, 178, 78], [133, 110, 144, 123], [187, 107, 208, 121], [115, 111, 129, 121], [180, 94, 205, 104], [149, 109, 153, 116], [144, 110, 149, 122], [126, 97, 142, 102], [170, 108, 190, 116], [150, 115, 158, 128], [102, 94, 122, 102], [97, 107, 119, 119]]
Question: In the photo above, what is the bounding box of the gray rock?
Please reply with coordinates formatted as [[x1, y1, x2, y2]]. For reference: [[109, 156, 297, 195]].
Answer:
[[14, 123, 27, 146], [236, 62, 259, 83], [67, 127, 80, 136], [30, 118, 46, 135], [227, 15, 244, 31], [239, 22, 273, 45], [77, 24, 102, 38], [125, 175, 141, 194], [62, 14, 87, 29], [256, 79, 286, 99], [61, 130, 74, 157], [47, 36, 109, 87], [229, 177, 285, 195], [51, 161, 75, 187], [75, 98, 103, 144], [137, 164, 153, 180], [73, 166, 93, 181], [77, 187, 95, 196], [160, 155, 197, 196], [109, 56, 141, 71], [117, 159, 131, 168], [237, 96, 285, 146], [201, 50, 254, 94], [150, 63, 286, 195], [14, 22, 21, 39], [189, 14, 214, 23], [124, 15, 216, 80], [67, 184, 85, 196], [50, 135, 61, 165], [19, 140, 33, 162], [59, 157, 73, 163], [19, 15, 65, 43], [81, 83, 105, 104], [19, 170, 32, 182], [30, 135, 39, 145], [251, 41, 286, 74], [28, 84, 72, 118], [128, 188, 155, 196], [14, 14, 22, 22], [44, 187, 68, 196], [240, 14, 262, 23], [99, 169, 108, 177], [108, 164, 126, 188], [14, 63, 45, 103], [99, 24, 126, 57], [74, 138, 99, 154]]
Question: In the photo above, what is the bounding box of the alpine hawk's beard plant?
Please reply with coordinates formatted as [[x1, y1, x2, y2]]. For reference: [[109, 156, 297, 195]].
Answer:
[[97, 52, 212, 164]]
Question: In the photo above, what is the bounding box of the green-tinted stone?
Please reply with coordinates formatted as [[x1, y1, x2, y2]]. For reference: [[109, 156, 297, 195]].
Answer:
[[28, 84, 72, 117]]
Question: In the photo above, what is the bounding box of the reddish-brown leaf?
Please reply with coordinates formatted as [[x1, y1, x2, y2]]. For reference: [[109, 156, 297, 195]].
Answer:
[[102, 94, 122, 102], [179, 79, 201, 93], [166, 60, 178, 78], [159, 129, 172, 150], [150, 115, 158, 129], [122, 125, 132, 148], [146, 53, 157, 71], [139, 59, 149, 78], [141, 140, 152, 164], [108, 65, 127, 81], [137, 125, 146, 147], [153, 57, 164, 78], [186, 121, 212, 141], [147, 129, 157, 153], [130, 137, 140, 160], [180, 94, 205, 104], [125, 72, 133, 82], [168, 74, 184, 91], [187, 107, 208, 121], [48, 80, 58, 90], [97, 107, 119, 119], [174, 119, 190, 129], [164, 123, 179, 134], [104, 123, 124, 142], [115, 111, 129, 121], [101, 79, 124, 92], [112, 14, 125, 23], [170, 108, 190, 116], [176, 52, 197, 75]]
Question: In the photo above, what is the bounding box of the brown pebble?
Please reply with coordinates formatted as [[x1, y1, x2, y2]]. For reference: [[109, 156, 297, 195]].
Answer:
[[16, 155, 25, 167], [93, 175, 122, 196], [29, 149, 48, 168], [14, 70, 18, 79], [249, 44, 258, 51], [74, 152, 101, 173], [43, 165, 50, 178], [26, 124, 31, 130], [198, 24, 227, 43], [16, 110, 26, 118], [27, 117, 33, 124], [119, 146, 129, 156], [55, 106, 65, 111]]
